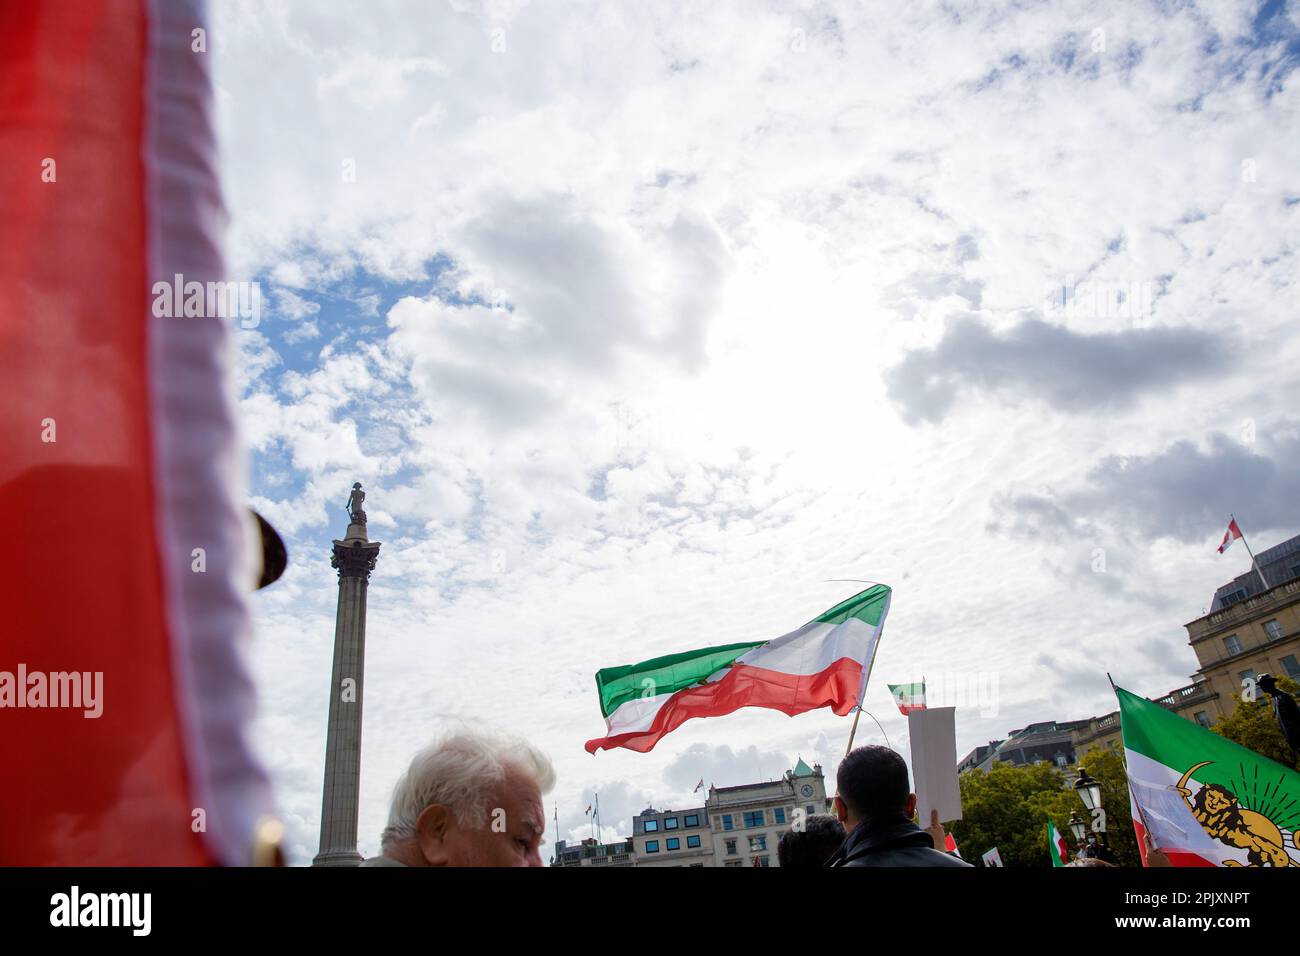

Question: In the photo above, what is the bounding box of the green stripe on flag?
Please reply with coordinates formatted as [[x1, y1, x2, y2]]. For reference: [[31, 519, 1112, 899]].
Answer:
[[809, 584, 890, 627], [593, 642, 763, 718], [1047, 820, 1066, 867]]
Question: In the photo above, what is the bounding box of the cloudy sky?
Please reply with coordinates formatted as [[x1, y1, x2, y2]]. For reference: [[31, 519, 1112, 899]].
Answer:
[[211, 0, 1300, 863]]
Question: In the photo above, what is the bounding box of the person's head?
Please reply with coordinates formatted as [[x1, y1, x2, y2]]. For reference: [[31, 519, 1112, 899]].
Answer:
[[833, 745, 913, 830], [777, 814, 845, 868], [379, 727, 556, 867]]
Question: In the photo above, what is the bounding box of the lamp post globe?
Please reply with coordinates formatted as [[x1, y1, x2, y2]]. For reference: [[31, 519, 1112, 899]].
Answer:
[[1074, 768, 1102, 814], [1068, 812, 1087, 846]]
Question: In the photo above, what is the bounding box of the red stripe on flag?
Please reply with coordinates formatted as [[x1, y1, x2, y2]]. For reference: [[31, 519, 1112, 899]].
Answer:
[[0, 0, 209, 865], [1131, 820, 1216, 868], [586, 658, 863, 754]]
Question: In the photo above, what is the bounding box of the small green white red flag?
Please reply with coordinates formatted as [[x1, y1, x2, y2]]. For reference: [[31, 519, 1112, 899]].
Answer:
[[888, 682, 926, 715], [586, 586, 891, 754], [1047, 819, 1069, 867]]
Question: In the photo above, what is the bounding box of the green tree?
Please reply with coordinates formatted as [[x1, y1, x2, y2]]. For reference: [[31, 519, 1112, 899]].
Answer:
[[1211, 675, 1300, 770], [951, 761, 1076, 867], [1074, 746, 1141, 868]]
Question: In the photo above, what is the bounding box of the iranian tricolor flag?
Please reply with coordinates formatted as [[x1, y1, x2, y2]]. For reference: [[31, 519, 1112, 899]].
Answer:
[[1047, 819, 1070, 867], [888, 682, 926, 715], [1118, 686, 1300, 867], [586, 585, 891, 754]]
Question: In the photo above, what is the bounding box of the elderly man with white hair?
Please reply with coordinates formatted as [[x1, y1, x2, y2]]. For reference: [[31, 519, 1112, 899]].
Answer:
[[362, 728, 556, 867]]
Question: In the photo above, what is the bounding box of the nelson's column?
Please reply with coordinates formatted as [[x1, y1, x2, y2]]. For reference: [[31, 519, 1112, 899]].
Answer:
[[312, 482, 381, 866]]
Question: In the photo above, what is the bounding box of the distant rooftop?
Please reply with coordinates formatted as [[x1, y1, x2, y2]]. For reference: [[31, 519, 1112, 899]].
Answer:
[[1212, 533, 1300, 610]]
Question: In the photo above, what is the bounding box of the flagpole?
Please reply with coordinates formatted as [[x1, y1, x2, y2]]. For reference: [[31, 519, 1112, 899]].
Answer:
[[844, 708, 862, 755], [846, 588, 890, 755], [1232, 514, 1271, 594], [1108, 672, 1158, 866]]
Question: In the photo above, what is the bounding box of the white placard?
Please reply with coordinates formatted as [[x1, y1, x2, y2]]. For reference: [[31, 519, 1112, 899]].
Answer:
[[981, 847, 1003, 867], [907, 706, 963, 824]]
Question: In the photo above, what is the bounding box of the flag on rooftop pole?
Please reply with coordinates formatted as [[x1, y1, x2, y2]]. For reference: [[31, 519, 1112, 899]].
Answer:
[[585, 585, 891, 754], [1117, 685, 1300, 867], [888, 682, 927, 715], [1047, 819, 1069, 867], [1216, 514, 1270, 594], [0, 0, 274, 864]]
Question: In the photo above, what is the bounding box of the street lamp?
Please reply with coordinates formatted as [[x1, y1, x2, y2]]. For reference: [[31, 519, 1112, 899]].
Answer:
[[1074, 767, 1110, 856], [1074, 768, 1102, 814], [1068, 812, 1087, 847]]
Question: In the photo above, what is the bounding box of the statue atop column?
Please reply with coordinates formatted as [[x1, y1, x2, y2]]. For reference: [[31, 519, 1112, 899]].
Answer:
[[346, 481, 367, 525]]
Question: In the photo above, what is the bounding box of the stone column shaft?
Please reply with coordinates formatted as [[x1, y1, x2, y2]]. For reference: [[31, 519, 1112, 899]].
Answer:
[[312, 529, 380, 866]]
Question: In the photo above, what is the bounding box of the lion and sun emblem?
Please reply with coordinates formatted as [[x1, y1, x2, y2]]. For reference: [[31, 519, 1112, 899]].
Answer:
[[1174, 760, 1299, 867]]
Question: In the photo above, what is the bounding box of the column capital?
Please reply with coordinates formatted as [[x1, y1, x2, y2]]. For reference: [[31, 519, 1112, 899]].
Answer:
[[331, 539, 381, 580]]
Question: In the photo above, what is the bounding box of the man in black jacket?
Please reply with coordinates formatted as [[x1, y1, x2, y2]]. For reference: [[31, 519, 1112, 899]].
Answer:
[[827, 744, 971, 867]]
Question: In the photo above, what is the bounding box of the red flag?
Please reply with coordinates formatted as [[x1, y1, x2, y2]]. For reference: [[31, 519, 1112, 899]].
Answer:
[[0, 0, 272, 864], [1217, 518, 1243, 554]]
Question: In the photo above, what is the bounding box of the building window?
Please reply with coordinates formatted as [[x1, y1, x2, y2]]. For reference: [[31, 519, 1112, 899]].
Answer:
[[748, 835, 767, 852], [665, 838, 680, 851], [721, 814, 733, 831], [687, 835, 701, 848], [806, 804, 816, 816], [684, 814, 699, 828], [644, 840, 659, 853], [1194, 711, 1211, 728], [1224, 635, 1242, 656], [643, 820, 658, 833], [1239, 668, 1258, 685], [774, 807, 786, 824], [1265, 620, 1283, 642], [757, 855, 771, 867], [1223, 589, 1248, 607], [725, 839, 737, 855], [1282, 656, 1300, 679], [743, 810, 764, 828], [725, 860, 743, 867], [663, 817, 679, 830]]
